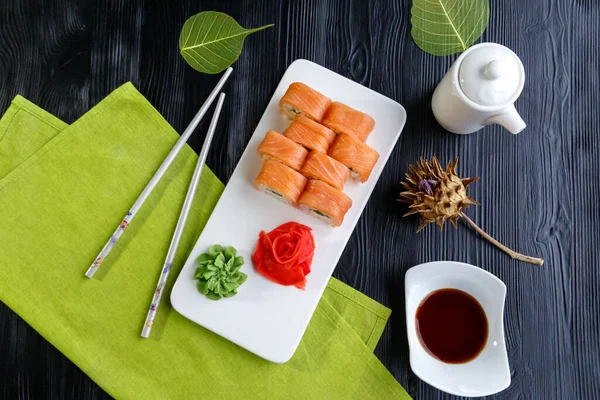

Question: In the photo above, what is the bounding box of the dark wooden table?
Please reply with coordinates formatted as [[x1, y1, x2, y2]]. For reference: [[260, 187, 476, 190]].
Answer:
[[1, 1, 598, 399]]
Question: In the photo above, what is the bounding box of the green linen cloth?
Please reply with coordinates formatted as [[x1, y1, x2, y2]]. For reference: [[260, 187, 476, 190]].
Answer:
[[0, 84, 410, 400]]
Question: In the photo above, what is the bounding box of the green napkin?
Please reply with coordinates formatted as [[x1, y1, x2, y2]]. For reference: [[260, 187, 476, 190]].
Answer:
[[0, 84, 410, 400]]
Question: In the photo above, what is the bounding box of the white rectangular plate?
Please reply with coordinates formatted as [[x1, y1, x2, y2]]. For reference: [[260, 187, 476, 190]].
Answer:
[[171, 59, 406, 363]]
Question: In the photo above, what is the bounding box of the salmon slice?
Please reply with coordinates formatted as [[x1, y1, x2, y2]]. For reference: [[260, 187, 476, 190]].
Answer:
[[257, 130, 308, 171], [295, 115, 336, 146], [254, 159, 308, 206], [328, 134, 380, 183], [322, 102, 375, 142], [300, 151, 350, 190], [279, 82, 331, 121], [283, 115, 335, 153], [298, 180, 353, 227]]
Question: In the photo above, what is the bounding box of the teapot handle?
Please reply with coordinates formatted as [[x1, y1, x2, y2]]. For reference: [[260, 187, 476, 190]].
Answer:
[[487, 105, 526, 134]]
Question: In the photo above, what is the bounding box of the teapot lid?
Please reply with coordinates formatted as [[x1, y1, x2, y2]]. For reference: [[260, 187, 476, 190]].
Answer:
[[458, 43, 524, 107]]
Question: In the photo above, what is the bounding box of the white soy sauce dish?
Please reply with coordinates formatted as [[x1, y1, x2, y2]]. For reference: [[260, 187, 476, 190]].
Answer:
[[405, 261, 511, 397]]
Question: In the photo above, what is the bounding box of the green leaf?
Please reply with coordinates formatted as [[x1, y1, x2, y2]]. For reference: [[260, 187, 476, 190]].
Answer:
[[207, 277, 218, 291], [198, 265, 209, 274], [222, 290, 237, 298], [225, 256, 234, 272], [237, 273, 248, 285], [224, 246, 236, 259], [218, 281, 228, 294], [208, 244, 223, 256], [203, 270, 216, 279], [179, 11, 274, 74], [233, 256, 244, 268], [206, 292, 222, 301], [196, 280, 209, 295], [214, 253, 225, 268], [410, 0, 489, 56], [197, 253, 212, 265]]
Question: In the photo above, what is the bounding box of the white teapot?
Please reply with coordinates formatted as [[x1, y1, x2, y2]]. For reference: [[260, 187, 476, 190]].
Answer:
[[432, 43, 526, 135]]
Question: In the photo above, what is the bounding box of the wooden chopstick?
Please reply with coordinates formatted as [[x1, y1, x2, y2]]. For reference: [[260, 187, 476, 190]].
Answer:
[[84, 68, 233, 278], [141, 93, 226, 338]]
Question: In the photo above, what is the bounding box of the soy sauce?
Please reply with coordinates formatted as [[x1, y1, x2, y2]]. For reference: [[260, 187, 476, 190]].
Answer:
[[415, 288, 488, 364]]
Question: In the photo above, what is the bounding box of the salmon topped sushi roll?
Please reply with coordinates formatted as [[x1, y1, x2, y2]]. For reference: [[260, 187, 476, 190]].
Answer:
[[283, 115, 335, 153], [255, 159, 308, 206], [300, 151, 350, 190], [279, 82, 331, 121], [328, 134, 380, 183], [322, 102, 375, 142], [298, 180, 353, 227], [257, 130, 308, 171], [296, 115, 336, 146]]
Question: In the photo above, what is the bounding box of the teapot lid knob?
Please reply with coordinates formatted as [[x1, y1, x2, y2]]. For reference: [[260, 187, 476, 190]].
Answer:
[[458, 43, 525, 107], [483, 59, 506, 80]]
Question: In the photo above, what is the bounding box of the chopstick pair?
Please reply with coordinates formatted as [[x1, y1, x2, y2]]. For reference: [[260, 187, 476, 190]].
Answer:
[[84, 67, 232, 279], [83, 69, 231, 338]]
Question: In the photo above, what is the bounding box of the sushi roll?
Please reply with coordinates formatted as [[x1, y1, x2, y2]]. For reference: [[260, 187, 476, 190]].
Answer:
[[298, 180, 353, 227], [300, 151, 350, 190], [279, 82, 331, 121], [257, 130, 308, 171], [328, 134, 380, 183], [321, 102, 375, 142], [254, 159, 308, 206], [283, 115, 336, 153]]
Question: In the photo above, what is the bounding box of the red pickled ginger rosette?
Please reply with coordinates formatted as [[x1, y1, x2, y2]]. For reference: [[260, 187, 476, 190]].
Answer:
[[252, 222, 315, 289]]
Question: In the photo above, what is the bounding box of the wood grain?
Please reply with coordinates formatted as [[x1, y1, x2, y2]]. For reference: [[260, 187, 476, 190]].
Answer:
[[1, 0, 599, 398]]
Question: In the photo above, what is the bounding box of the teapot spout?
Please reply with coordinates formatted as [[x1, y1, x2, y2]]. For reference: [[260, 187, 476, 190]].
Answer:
[[487, 105, 526, 134]]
